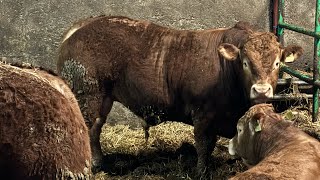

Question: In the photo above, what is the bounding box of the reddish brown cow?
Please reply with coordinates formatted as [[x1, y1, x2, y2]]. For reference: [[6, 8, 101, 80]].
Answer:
[[57, 15, 303, 176], [228, 104, 320, 180], [0, 63, 92, 179]]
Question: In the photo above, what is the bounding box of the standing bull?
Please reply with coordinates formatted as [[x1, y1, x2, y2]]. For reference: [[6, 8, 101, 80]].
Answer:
[[57, 15, 303, 176], [228, 104, 320, 179]]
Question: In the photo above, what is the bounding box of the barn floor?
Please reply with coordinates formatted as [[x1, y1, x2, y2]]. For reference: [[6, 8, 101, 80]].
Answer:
[[93, 102, 320, 180]]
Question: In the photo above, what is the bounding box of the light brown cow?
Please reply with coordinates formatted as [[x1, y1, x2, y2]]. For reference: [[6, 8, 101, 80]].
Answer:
[[0, 62, 92, 179], [58, 15, 303, 177], [228, 104, 320, 180]]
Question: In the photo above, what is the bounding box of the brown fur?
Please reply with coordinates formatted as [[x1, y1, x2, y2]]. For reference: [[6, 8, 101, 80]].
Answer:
[[229, 104, 320, 180], [57, 15, 303, 176], [0, 62, 92, 179]]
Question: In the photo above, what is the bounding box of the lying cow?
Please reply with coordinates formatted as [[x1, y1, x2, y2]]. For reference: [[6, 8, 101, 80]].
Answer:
[[0, 62, 92, 179], [57, 15, 303, 176], [228, 104, 320, 180]]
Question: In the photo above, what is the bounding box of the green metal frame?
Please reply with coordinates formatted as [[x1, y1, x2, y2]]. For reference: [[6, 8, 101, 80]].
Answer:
[[276, 0, 320, 122]]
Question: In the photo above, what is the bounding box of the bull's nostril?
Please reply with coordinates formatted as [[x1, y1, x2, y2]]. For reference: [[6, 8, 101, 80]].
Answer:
[[251, 84, 273, 100], [255, 87, 268, 94]]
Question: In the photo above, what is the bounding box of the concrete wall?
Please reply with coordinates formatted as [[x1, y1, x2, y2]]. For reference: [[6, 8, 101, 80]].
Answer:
[[0, 0, 314, 71], [283, 0, 315, 71]]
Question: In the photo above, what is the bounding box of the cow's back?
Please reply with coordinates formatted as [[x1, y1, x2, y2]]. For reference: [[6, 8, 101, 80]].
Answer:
[[0, 64, 91, 179]]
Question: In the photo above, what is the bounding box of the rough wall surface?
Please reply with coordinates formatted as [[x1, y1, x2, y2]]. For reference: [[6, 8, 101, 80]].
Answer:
[[283, 0, 315, 70], [1, 0, 272, 70], [0, 0, 315, 72]]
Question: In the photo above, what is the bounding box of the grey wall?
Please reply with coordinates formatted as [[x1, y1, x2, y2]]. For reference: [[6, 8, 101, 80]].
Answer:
[[0, 0, 314, 71], [282, 0, 315, 71]]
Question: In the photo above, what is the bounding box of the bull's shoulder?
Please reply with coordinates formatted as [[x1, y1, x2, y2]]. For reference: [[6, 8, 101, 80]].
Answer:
[[233, 21, 254, 32]]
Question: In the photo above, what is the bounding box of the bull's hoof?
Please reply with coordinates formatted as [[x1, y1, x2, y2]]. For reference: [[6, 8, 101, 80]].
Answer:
[[195, 166, 209, 180], [91, 158, 103, 173]]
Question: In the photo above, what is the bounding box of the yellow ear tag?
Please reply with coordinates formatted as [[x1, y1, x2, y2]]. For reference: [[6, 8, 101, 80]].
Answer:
[[285, 53, 295, 63], [255, 120, 262, 132]]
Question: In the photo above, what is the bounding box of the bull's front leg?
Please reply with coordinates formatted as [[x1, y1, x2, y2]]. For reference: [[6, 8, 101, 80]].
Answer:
[[193, 113, 217, 179]]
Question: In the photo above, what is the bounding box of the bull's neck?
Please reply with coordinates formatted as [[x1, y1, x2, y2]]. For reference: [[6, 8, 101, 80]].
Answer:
[[254, 119, 294, 161], [222, 58, 250, 105], [218, 28, 251, 108]]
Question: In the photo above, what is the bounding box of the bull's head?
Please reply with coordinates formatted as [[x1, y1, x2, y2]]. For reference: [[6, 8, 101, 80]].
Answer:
[[218, 32, 303, 104]]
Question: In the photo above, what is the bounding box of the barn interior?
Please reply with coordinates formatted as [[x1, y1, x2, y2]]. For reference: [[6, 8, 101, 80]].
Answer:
[[1, 0, 320, 179]]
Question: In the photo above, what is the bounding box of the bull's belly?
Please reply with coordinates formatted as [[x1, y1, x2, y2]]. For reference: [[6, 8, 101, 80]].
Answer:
[[112, 86, 192, 125], [134, 105, 193, 126], [113, 99, 193, 126]]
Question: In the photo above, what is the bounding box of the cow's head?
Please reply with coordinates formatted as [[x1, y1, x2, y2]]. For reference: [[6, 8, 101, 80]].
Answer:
[[228, 103, 277, 166], [218, 32, 303, 104]]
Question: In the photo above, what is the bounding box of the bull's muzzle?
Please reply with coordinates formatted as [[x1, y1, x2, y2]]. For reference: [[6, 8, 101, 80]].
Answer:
[[250, 83, 273, 103]]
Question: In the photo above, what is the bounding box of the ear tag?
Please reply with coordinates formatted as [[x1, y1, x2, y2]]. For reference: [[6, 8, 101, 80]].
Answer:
[[255, 120, 262, 132], [285, 53, 295, 63]]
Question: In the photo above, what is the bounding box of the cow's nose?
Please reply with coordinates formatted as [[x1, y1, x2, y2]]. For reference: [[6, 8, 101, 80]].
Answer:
[[250, 83, 273, 100]]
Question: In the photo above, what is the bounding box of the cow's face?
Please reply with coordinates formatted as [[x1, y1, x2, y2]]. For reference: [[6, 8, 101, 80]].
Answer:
[[218, 32, 303, 104], [228, 103, 274, 166]]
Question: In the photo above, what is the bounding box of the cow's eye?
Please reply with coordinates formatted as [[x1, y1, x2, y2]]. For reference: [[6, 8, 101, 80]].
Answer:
[[237, 127, 243, 133], [275, 62, 279, 67]]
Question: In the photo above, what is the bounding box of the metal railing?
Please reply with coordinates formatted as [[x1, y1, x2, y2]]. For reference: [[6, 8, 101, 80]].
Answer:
[[273, 0, 320, 122]]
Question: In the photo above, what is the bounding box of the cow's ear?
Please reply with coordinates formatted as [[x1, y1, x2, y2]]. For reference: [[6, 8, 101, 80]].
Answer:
[[249, 113, 263, 135], [281, 45, 303, 63], [218, 43, 240, 61]]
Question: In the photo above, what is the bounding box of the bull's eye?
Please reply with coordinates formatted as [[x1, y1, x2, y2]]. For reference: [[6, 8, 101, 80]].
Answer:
[[273, 60, 280, 71], [243, 60, 249, 69]]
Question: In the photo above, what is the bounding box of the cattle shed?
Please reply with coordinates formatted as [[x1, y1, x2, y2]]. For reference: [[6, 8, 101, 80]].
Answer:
[[1, 0, 320, 179]]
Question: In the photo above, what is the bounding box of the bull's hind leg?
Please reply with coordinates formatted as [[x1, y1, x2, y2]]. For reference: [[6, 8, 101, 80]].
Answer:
[[90, 93, 113, 173], [193, 115, 217, 179]]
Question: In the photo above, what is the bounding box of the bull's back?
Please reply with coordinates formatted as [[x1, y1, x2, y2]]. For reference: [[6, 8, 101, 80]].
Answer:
[[58, 16, 153, 80]]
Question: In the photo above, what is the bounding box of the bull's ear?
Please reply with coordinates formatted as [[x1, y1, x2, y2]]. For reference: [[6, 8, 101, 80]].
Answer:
[[249, 113, 263, 135], [218, 43, 240, 61], [281, 45, 304, 63]]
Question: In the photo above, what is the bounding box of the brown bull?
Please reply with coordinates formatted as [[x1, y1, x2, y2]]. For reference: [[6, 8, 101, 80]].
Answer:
[[57, 15, 303, 176], [228, 104, 320, 180], [0, 63, 92, 179]]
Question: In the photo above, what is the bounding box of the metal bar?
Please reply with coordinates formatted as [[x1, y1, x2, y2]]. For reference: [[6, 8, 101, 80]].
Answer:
[[272, 94, 313, 100], [272, 0, 279, 34], [276, 0, 285, 78], [278, 22, 320, 39], [280, 63, 320, 88], [277, 78, 310, 85], [313, 0, 320, 122], [277, 0, 284, 41]]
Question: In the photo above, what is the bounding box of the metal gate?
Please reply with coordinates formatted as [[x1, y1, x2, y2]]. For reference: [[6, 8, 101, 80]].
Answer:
[[273, 0, 320, 122]]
